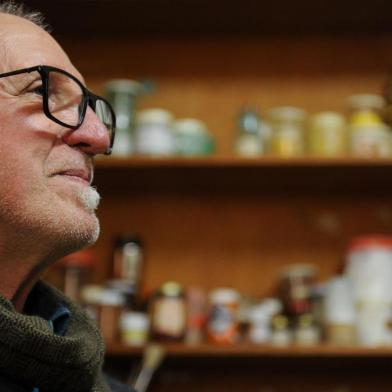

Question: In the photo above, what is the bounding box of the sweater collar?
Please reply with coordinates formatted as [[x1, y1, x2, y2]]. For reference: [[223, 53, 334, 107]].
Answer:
[[0, 281, 110, 392]]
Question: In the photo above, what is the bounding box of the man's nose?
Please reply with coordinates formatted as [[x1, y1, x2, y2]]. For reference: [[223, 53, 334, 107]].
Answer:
[[62, 107, 111, 155]]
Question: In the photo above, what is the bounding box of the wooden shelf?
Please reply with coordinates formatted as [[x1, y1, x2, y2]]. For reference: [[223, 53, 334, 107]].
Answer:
[[95, 156, 392, 169], [94, 156, 392, 195], [106, 342, 392, 358]]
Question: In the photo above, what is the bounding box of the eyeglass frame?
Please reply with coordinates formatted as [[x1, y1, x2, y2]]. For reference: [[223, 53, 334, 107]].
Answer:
[[0, 64, 116, 155]]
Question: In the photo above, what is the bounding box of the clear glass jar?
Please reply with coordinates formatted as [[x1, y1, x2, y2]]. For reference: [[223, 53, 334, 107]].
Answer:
[[150, 282, 187, 341], [268, 106, 307, 157], [308, 111, 347, 156], [105, 79, 144, 156], [135, 109, 174, 156], [234, 108, 264, 156]]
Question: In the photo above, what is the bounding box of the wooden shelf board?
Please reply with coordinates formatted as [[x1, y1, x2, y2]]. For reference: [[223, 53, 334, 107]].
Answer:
[[95, 156, 392, 169], [106, 342, 392, 358]]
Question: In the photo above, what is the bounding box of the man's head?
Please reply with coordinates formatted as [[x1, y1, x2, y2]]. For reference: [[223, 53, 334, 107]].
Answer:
[[0, 3, 112, 262]]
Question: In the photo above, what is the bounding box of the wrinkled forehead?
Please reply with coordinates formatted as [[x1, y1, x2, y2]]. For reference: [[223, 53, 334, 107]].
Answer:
[[0, 14, 84, 83]]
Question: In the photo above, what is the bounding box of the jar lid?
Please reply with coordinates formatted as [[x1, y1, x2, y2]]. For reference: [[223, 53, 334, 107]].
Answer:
[[174, 118, 208, 135], [267, 106, 307, 122], [310, 111, 346, 129], [137, 109, 174, 125], [209, 288, 240, 304], [120, 312, 150, 329], [348, 235, 392, 251], [105, 79, 143, 95], [347, 94, 385, 111], [279, 264, 317, 279]]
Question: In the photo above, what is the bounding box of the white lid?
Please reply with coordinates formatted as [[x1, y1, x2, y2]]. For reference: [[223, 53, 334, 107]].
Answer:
[[100, 288, 125, 306], [347, 94, 385, 111], [174, 118, 208, 135], [209, 288, 240, 304], [137, 109, 174, 125], [267, 106, 307, 122], [120, 312, 150, 330], [310, 111, 346, 128]]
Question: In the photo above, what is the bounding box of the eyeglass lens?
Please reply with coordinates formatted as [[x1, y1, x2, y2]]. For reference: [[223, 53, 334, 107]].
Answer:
[[47, 70, 115, 145], [47, 70, 84, 127]]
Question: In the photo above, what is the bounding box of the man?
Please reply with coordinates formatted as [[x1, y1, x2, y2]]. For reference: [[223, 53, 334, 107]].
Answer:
[[0, 2, 134, 391]]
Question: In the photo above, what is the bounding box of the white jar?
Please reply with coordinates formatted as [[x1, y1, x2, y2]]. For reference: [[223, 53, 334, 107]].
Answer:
[[120, 312, 150, 346], [135, 109, 174, 156]]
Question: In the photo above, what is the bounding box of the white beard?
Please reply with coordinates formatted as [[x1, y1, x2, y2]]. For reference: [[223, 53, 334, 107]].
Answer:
[[78, 185, 101, 211]]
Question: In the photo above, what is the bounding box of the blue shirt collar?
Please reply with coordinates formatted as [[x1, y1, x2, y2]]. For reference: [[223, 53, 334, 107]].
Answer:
[[23, 282, 71, 336]]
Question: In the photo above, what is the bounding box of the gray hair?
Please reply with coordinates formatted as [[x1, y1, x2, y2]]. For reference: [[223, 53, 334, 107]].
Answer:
[[0, 1, 50, 31]]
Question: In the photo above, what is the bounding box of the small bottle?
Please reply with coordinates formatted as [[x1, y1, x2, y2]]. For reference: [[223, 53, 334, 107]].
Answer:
[[150, 282, 187, 342], [185, 287, 206, 345], [120, 311, 150, 347], [347, 94, 391, 157], [270, 315, 292, 346], [112, 234, 144, 299], [105, 79, 144, 156], [294, 314, 320, 346], [268, 106, 307, 157], [234, 108, 264, 156], [207, 288, 240, 344], [308, 112, 347, 156]]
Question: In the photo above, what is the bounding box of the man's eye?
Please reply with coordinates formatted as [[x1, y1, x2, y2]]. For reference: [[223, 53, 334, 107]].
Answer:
[[30, 85, 44, 96]]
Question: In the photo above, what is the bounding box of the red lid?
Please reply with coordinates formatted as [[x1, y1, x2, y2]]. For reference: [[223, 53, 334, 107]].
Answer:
[[56, 248, 95, 268], [348, 235, 392, 251]]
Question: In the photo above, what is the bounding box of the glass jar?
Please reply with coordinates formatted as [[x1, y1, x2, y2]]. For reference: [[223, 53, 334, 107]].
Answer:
[[278, 264, 316, 316], [174, 118, 215, 156], [270, 314, 292, 346], [120, 311, 150, 346], [268, 106, 307, 157], [135, 108, 174, 156], [105, 79, 144, 156], [150, 282, 187, 341], [308, 111, 347, 156], [207, 288, 240, 344], [294, 313, 320, 346], [347, 94, 391, 157]]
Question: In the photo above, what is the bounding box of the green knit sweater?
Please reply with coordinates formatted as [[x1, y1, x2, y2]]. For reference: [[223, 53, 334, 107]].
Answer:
[[0, 282, 111, 392]]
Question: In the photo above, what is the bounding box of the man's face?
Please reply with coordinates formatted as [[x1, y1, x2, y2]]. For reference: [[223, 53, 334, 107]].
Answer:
[[0, 14, 110, 256]]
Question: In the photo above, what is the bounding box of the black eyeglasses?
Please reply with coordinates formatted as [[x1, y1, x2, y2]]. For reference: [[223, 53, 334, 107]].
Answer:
[[0, 65, 116, 155]]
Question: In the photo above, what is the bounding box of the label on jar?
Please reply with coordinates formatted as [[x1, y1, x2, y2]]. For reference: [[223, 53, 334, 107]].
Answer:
[[152, 298, 186, 337]]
